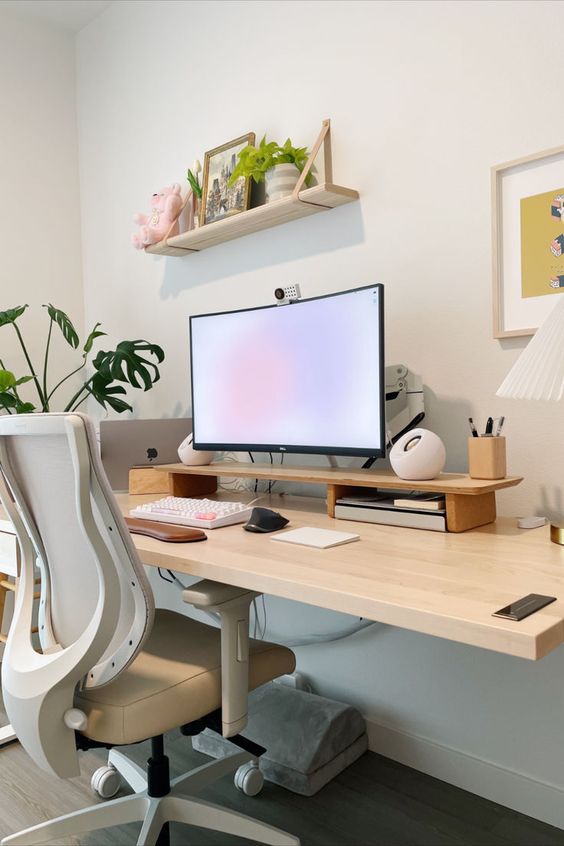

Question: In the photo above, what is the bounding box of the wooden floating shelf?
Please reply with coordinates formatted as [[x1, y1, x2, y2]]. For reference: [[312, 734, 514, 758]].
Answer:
[[144, 119, 359, 257], [151, 461, 523, 533], [146, 182, 358, 256]]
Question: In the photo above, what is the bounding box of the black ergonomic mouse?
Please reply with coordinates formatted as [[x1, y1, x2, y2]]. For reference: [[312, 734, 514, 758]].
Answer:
[[243, 507, 289, 533]]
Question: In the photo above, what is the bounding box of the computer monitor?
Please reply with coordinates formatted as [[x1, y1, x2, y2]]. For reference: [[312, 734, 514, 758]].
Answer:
[[189, 283, 385, 458]]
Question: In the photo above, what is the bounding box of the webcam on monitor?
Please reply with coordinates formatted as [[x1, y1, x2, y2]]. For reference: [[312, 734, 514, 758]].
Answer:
[[274, 284, 301, 304]]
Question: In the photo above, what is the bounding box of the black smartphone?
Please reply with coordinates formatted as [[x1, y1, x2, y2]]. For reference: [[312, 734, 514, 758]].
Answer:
[[493, 593, 557, 622]]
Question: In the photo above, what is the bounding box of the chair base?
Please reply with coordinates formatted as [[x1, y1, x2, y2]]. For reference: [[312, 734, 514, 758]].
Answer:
[[1, 745, 300, 846], [0, 724, 17, 747]]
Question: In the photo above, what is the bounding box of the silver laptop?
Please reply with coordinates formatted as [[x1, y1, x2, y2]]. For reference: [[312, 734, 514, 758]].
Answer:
[[100, 417, 192, 490]]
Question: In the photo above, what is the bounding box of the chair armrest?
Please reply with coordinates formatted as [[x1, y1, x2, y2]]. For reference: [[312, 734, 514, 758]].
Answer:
[[182, 579, 255, 608], [182, 579, 259, 737]]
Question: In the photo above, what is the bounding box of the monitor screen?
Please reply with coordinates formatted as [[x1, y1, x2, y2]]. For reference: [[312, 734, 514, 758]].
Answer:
[[190, 284, 385, 457]]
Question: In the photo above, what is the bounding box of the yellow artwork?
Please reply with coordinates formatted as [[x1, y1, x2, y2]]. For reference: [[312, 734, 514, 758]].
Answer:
[[521, 187, 564, 298]]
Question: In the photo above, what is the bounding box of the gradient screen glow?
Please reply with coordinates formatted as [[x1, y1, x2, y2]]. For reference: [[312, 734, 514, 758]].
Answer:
[[190, 285, 384, 456]]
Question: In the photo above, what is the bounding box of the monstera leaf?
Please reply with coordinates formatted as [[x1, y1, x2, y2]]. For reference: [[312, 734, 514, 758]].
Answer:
[[82, 322, 106, 356], [0, 305, 28, 327], [44, 304, 79, 349], [93, 340, 164, 391], [88, 372, 132, 414]]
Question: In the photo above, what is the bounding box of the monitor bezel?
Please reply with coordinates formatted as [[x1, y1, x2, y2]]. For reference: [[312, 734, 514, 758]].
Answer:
[[189, 283, 386, 458]]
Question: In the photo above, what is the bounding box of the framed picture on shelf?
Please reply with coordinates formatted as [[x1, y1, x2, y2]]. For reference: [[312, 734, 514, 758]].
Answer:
[[200, 132, 255, 226], [492, 144, 564, 338]]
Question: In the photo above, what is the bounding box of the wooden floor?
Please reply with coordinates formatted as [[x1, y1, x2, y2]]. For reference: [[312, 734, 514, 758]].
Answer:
[[0, 723, 564, 846]]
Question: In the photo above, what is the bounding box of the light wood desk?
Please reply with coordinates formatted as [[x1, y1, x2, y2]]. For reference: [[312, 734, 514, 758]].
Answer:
[[118, 492, 564, 663]]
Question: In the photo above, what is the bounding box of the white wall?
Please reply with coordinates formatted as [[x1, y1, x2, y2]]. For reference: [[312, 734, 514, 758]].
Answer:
[[0, 9, 83, 411], [76, 0, 564, 826]]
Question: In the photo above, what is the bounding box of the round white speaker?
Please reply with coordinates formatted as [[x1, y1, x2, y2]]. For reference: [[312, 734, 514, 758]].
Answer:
[[177, 433, 214, 466], [389, 428, 446, 481]]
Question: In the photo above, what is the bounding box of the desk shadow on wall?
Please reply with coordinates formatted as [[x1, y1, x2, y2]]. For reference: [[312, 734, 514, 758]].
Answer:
[[157, 201, 365, 300]]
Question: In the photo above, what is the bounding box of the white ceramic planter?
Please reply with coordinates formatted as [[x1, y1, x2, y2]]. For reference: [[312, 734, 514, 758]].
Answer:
[[265, 163, 300, 202]]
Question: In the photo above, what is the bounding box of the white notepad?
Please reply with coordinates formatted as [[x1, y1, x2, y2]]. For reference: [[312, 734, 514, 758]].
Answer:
[[272, 527, 360, 549]]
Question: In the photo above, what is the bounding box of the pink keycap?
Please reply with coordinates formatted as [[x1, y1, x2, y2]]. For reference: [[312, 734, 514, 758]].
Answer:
[[195, 512, 217, 521]]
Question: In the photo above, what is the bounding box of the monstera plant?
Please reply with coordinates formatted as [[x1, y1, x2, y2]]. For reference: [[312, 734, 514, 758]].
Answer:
[[0, 304, 164, 415]]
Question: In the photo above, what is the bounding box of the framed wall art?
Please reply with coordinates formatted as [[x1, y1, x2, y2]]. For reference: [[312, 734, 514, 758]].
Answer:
[[492, 144, 564, 338], [200, 132, 255, 226]]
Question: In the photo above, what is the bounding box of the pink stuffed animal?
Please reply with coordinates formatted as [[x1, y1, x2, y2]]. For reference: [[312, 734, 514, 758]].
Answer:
[[131, 184, 183, 249]]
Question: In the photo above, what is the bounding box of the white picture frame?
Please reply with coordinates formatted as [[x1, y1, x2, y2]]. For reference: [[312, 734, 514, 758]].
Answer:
[[492, 144, 564, 338]]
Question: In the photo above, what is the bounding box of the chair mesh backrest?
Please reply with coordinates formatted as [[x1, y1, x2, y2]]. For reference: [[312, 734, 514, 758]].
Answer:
[[0, 413, 154, 687]]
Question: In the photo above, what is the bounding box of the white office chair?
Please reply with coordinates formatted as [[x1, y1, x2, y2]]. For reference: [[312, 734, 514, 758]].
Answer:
[[0, 413, 298, 846]]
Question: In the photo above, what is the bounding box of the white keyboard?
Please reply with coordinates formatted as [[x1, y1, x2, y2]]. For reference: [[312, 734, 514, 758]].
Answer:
[[130, 497, 253, 529]]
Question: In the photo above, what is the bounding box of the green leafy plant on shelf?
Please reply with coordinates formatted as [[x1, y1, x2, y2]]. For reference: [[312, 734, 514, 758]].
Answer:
[[228, 136, 313, 186], [0, 304, 164, 415], [186, 158, 202, 199]]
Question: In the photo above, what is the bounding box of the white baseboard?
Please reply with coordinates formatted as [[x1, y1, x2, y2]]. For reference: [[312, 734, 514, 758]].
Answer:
[[366, 718, 564, 830]]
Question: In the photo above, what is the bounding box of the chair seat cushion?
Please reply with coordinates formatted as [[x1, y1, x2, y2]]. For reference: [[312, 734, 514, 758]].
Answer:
[[75, 609, 295, 745]]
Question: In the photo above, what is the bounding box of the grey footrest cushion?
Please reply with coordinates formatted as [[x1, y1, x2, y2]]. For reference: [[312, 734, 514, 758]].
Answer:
[[193, 684, 368, 796]]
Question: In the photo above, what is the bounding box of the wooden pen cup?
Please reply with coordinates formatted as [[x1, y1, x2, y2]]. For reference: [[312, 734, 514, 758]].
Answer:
[[468, 436, 506, 480]]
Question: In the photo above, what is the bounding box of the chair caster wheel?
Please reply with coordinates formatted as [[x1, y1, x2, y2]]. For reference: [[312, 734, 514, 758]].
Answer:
[[91, 765, 121, 799], [234, 762, 264, 796]]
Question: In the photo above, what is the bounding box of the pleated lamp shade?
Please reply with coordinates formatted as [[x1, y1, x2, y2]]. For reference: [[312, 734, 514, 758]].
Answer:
[[497, 295, 564, 401]]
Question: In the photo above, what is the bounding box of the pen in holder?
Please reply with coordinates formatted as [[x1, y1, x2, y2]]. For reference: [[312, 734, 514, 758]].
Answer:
[[468, 436, 506, 480]]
